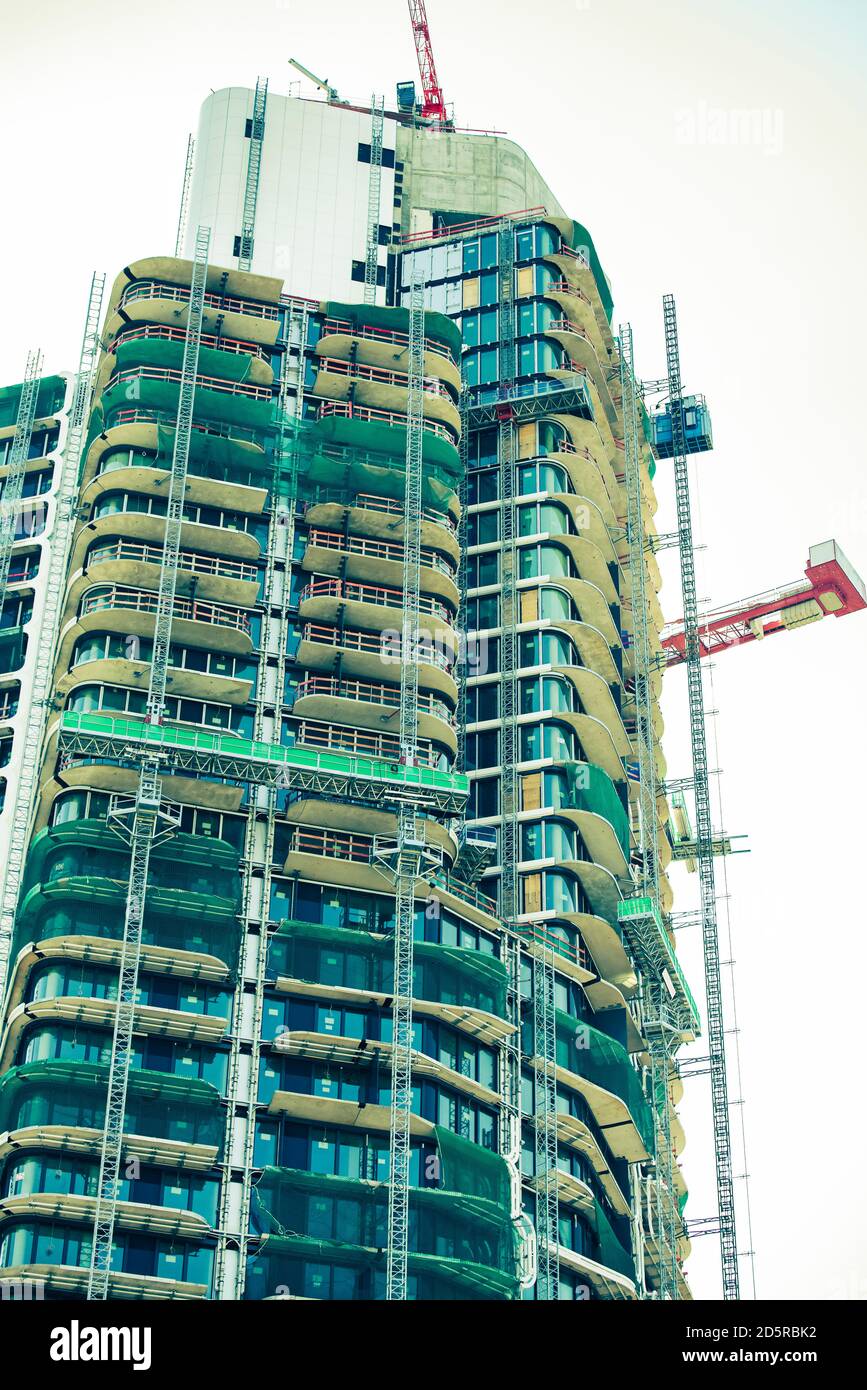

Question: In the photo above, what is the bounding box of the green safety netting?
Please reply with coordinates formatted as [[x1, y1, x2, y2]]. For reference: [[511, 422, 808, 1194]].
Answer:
[[571, 222, 614, 324], [0, 1060, 224, 1150], [555, 1011, 654, 1153], [10, 894, 240, 982], [269, 919, 508, 1020], [325, 301, 462, 361], [565, 762, 630, 858], [248, 1146, 518, 1299], [587, 1196, 635, 1281], [301, 445, 457, 514], [0, 374, 66, 427], [311, 414, 461, 482], [114, 337, 255, 386]]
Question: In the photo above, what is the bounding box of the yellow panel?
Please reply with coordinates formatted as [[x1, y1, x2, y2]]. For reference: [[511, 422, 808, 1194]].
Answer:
[[462, 278, 480, 309], [522, 772, 542, 810], [521, 589, 539, 623], [523, 873, 543, 914], [518, 423, 536, 460], [516, 267, 534, 298]]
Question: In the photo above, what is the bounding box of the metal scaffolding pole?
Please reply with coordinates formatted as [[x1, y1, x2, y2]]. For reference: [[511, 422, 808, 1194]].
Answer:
[[0, 280, 103, 1006], [175, 134, 196, 259], [0, 348, 43, 609], [363, 96, 385, 306], [237, 79, 268, 273], [385, 259, 427, 1300], [86, 226, 211, 1300], [620, 323, 679, 1298], [663, 293, 739, 1300]]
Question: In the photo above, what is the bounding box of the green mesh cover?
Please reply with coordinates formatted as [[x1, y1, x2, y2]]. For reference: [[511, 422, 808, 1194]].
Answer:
[[325, 301, 462, 360], [269, 919, 508, 1020], [565, 762, 630, 857], [248, 1158, 518, 1299], [556, 1011, 654, 1153], [588, 1197, 635, 1281]]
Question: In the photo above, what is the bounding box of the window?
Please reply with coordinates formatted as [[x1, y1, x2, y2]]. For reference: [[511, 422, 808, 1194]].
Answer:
[[351, 260, 386, 286], [357, 142, 396, 167]]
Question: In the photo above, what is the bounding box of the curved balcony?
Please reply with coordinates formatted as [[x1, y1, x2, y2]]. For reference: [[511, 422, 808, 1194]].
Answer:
[[74, 539, 259, 609], [536, 445, 617, 526], [0, 1058, 224, 1171], [291, 718, 447, 772], [298, 576, 455, 632], [302, 528, 458, 605], [112, 275, 281, 347], [0, 993, 228, 1073], [544, 318, 616, 418], [312, 356, 460, 434], [271, 1031, 499, 1109], [297, 622, 458, 702], [292, 675, 457, 757], [269, 920, 511, 1042], [281, 824, 456, 894], [100, 366, 274, 434], [303, 492, 459, 567], [105, 322, 273, 388], [318, 311, 462, 391], [74, 492, 262, 569], [82, 411, 267, 499], [550, 1012, 654, 1162], [72, 584, 253, 657], [314, 403, 461, 482], [544, 414, 621, 510]]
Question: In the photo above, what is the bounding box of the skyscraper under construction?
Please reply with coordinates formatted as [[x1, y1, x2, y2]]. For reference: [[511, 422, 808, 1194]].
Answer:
[[0, 82, 697, 1302]]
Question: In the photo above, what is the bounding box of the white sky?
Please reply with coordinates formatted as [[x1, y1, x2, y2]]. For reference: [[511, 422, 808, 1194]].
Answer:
[[2, 0, 865, 1301]]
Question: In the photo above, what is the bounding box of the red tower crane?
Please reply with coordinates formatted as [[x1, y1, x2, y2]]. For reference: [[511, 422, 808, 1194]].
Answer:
[[407, 0, 450, 125], [662, 540, 866, 667]]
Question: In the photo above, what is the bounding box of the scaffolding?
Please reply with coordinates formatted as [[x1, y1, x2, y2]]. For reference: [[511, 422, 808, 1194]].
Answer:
[[382, 261, 444, 1299], [175, 134, 196, 259], [663, 293, 739, 1300], [85, 225, 211, 1300], [0, 348, 43, 610], [237, 78, 268, 273], [619, 323, 681, 1299], [364, 97, 386, 306], [0, 279, 104, 1009]]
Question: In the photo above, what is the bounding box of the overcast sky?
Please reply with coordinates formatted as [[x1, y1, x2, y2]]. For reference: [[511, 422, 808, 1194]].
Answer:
[[2, 0, 865, 1301]]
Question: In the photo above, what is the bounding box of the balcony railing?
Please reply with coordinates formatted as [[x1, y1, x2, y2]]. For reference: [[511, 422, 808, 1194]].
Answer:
[[516, 919, 591, 976], [547, 317, 593, 344], [307, 485, 457, 534], [301, 622, 454, 672], [104, 407, 260, 447], [299, 576, 452, 622], [119, 280, 280, 323], [87, 540, 257, 584], [293, 675, 455, 726], [293, 718, 440, 768], [306, 527, 455, 578], [107, 366, 272, 404], [106, 322, 270, 364], [79, 585, 252, 635], [315, 355, 456, 405], [320, 316, 459, 369], [546, 279, 593, 306], [285, 825, 374, 864], [317, 400, 458, 447]]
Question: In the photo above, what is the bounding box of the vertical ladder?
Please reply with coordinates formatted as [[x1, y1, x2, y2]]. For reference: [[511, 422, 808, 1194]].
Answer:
[[87, 226, 211, 1300], [363, 97, 386, 306], [238, 79, 268, 273], [0, 349, 43, 610], [662, 293, 739, 1300], [175, 134, 196, 258], [386, 261, 426, 1300], [0, 278, 104, 1007], [620, 323, 679, 1298], [214, 297, 310, 1300]]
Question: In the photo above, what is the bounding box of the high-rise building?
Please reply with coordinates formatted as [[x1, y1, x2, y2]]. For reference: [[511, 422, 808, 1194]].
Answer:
[[0, 87, 694, 1302]]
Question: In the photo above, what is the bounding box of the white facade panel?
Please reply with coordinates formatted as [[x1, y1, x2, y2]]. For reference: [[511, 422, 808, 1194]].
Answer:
[[186, 90, 397, 303]]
